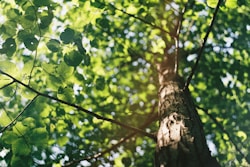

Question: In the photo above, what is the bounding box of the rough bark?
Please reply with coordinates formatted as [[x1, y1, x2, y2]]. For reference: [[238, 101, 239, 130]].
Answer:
[[154, 68, 221, 167]]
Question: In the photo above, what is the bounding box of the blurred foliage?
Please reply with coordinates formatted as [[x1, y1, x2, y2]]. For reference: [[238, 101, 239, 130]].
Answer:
[[0, 0, 249, 166]]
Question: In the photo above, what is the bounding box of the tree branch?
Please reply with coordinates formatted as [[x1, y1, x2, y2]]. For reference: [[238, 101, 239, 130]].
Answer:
[[0, 70, 155, 140], [0, 95, 39, 133], [63, 112, 158, 166], [97, 1, 174, 38], [196, 105, 247, 161], [0, 80, 15, 90], [174, 2, 190, 74], [184, 0, 222, 90]]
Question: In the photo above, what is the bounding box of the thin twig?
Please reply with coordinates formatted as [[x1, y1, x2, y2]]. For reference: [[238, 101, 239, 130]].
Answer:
[[0, 95, 39, 133], [97, 1, 174, 38], [184, 0, 222, 90], [0, 80, 15, 89], [63, 113, 158, 166], [27, 1, 42, 85], [196, 105, 247, 160], [174, 2, 189, 74], [0, 69, 155, 140]]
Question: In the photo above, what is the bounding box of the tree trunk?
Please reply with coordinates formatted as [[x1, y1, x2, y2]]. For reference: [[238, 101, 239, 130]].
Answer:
[[154, 71, 221, 167]]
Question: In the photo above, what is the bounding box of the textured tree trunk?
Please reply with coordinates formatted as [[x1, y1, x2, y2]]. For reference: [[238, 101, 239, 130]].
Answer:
[[154, 66, 221, 166]]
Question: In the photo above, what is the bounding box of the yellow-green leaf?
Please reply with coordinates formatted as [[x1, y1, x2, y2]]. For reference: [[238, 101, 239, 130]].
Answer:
[[207, 0, 218, 8], [225, 0, 237, 8]]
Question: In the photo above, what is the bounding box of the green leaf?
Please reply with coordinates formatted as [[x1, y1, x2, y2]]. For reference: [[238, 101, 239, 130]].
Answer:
[[56, 120, 67, 133], [0, 61, 19, 78], [22, 117, 36, 129], [96, 18, 110, 29], [33, 0, 50, 7], [12, 139, 31, 155], [122, 157, 132, 166], [42, 63, 57, 74], [1, 20, 17, 36], [58, 136, 69, 147], [145, 14, 155, 23], [83, 54, 91, 66], [24, 6, 36, 21], [74, 38, 86, 54], [236, 131, 247, 141], [0, 38, 16, 57], [17, 30, 30, 41], [13, 122, 28, 135], [64, 50, 83, 67], [24, 37, 39, 51], [20, 87, 37, 99], [207, 0, 218, 8], [225, 0, 238, 8], [60, 28, 75, 44], [1, 131, 19, 144], [57, 62, 74, 78], [6, 8, 21, 20], [91, 1, 105, 9], [11, 155, 31, 167], [96, 76, 105, 90], [1, 83, 16, 97], [46, 39, 61, 52], [40, 15, 53, 29], [30, 127, 48, 145], [57, 86, 75, 103]]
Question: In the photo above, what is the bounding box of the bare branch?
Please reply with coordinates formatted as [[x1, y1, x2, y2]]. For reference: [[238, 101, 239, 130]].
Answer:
[[196, 105, 247, 161], [27, 1, 42, 85], [174, 2, 190, 74], [184, 0, 223, 90], [63, 112, 158, 167], [97, 1, 174, 38], [0, 69, 155, 140], [0, 80, 15, 90], [0, 95, 39, 133]]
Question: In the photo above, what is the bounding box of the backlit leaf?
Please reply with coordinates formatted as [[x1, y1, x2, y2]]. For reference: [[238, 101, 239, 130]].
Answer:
[[13, 122, 28, 135], [57, 86, 75, 103], [207, 0, 218, 8], [0, 111, 12, 127], [58, 136, 69, 146], [236, 131, 247, 141], [225, 0, 237, 8]]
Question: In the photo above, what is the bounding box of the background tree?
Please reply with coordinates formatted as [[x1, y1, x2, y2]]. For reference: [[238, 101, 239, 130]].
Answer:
[[0, 0, 249, 167]]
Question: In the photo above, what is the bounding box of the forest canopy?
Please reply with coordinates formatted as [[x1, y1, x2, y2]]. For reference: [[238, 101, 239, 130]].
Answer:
[[0, 0, 249, 166]]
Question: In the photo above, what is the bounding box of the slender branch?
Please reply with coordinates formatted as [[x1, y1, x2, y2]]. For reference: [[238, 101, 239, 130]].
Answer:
[[63, 113, 158, 166], [97, 1, 174, 38], [0, 103, 31, 147], [0, 95, 39, 133], [184, 0, 222, 90], [174, 2, 189, 74], [196, 105, 247, 160], [0, 80, 15, 90], [0, 70, 155, 140], [27, 0, 42, 85]]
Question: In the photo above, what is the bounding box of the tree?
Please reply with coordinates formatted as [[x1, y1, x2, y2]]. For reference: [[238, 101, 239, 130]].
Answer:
[[0, 0, 249, 166]]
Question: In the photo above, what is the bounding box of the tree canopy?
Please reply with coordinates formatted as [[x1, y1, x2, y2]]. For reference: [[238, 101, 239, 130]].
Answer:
[[0, 0, 249, 166]]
